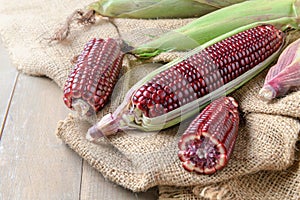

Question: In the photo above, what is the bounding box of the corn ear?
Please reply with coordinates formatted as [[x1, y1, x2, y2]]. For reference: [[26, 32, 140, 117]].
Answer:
[[86, 25, 284, 140], [88, 0, 246, 19], [133, 0, 300, 58]]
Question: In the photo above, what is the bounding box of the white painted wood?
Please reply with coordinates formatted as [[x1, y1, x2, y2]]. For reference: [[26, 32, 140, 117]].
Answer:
[[0, 41, 158, 200], [0, 40, 18, 136], [0, 75, 82, 199]]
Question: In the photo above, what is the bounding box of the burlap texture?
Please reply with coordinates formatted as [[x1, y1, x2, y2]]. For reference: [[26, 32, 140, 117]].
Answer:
[[1, 0, 300, 199], [159, 142, 300, 200], [0, 0, 194, 89], [55, 70, 300, 192]]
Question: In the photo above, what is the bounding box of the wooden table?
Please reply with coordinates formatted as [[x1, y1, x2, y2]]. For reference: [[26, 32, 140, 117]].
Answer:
[[0, 40, 158, 199]]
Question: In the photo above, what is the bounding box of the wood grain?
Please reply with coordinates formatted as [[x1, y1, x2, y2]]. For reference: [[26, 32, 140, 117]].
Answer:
[[0, 41, 158, 199], [0, 74, 82, 199], [80, 161, 158, 200], [0, 40, 18, 138]]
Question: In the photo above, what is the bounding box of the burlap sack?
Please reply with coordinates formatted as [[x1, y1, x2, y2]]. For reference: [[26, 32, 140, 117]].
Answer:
[[159, 142, 300, 200], [55, 70, 300, 192], [1, 0, 300, 199], [0, 0, 194, 89], [158, 72, 300, 200]]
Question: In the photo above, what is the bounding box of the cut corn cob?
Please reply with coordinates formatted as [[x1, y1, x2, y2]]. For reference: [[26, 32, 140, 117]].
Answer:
[[133, 0, 299, 58], [63, 38, 124, 116], [88, 0, 246, 19], [86, 24, 284, 140], [178, 96, 239, 175]]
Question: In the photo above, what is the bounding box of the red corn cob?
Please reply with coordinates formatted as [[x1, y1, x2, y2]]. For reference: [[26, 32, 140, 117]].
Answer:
[[86, 24, 284, 140], [178, 96, 239, 175], [131, 25, 284, 118], [63, 38, 124, 116]]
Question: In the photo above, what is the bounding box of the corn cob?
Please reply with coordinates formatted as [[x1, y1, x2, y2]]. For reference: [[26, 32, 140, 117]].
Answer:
[[178, 96, 239, 175], [88, 0, 246, 19], [132, 24, 282, 118], [133, 0, 299, 58], [259, 38, 300, 101], [86, 24, 284, 141], [63, 38, 124, 116]]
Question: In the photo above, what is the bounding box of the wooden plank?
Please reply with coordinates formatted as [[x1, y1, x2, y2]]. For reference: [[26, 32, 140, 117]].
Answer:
[[80, 161, 158, 200], [0, 39, 18, 137], [0, 74, 82, 200]]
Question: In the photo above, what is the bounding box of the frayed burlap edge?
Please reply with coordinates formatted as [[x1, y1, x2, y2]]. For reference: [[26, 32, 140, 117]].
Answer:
[[55, 110, 300, 192], [55, 114, 160, 192]]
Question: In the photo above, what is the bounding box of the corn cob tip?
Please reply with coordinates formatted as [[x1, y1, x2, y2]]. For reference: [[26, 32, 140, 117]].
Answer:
[[72, 99, 93, 117], [259, 85, 276, 101], [86, 125, 104, 141], [86, 113, 121, 141]]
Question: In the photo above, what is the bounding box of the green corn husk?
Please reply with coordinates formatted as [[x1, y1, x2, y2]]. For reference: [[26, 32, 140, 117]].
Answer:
[[86, 25, 286, 140], [51, 0, 247, 42], [88, 0, 246, 19], [133, 0, 300, 58]]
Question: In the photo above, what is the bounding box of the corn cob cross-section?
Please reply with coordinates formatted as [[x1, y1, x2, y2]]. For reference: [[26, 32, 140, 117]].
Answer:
[[87, 24, 284, 140], [178, 96, 239, 175], [63, 38, 124, 116]]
